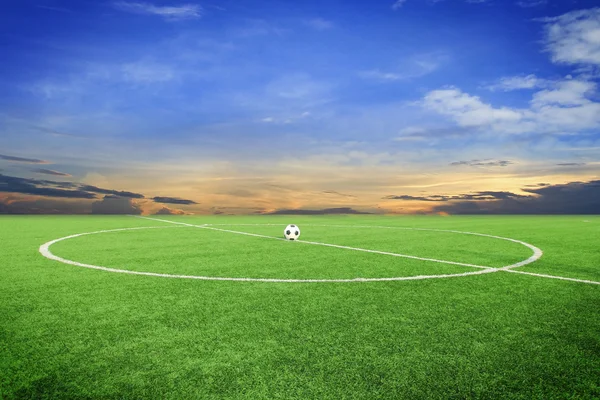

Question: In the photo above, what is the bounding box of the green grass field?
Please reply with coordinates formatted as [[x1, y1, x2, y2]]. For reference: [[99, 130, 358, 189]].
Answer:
[[1, 215, 599, 399]]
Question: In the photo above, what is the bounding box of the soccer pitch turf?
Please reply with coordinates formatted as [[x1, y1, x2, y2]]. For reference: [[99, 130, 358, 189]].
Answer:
[[1, 215, 599, 399]]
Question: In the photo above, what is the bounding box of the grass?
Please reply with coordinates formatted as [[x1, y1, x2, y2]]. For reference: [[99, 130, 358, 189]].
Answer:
[[0, 214, 599, 399]]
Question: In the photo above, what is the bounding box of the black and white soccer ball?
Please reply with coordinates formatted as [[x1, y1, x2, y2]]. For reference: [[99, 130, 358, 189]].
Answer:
[[284, 224, 300, 240]]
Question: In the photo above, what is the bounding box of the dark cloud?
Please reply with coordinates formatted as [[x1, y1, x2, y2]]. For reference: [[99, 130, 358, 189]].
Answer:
[[323, 190, 357, 198], [384, 191, 529, 202], [154, 207, 186, 215], [0, 195, 91, 214], [384, 195, 447, 202], [556, 163, 586, 166], [32, 168, 72, 177], [0, 174, 96, 199], [0, 154, 50, 164], [37, 179, 78, 188], [152, 196, 198, 205], [432, 180, 600, 214], [472, 191, 530, 200], [524, 183, 551, 188], [0, 174, 144, 200], [0, 174, 197, 214], [267, 207, 371, 215], [450, 159, 513, 167], [521, 180, 600, 196], [0, 176, 144, 201], [80, 185, 144, 199], [91, 196, 142, 215]]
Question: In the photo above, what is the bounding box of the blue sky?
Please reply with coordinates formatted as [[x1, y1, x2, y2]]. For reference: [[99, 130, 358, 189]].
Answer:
[[1, 0, 599, 214]]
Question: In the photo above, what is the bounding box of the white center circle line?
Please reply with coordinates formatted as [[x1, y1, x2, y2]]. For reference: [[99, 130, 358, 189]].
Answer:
[[38, 219, 547, 283]]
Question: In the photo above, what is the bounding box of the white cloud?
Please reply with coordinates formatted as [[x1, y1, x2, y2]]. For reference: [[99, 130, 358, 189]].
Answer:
[[531, 80, 600, 132], [37, 5, 74, 13], [394, 126, 429, 142], [265, 73, 331, 101], [423, 79, 600, 135], [398, 126, 428, 136], [392, 0, 407, 10], [121, 62, 175, 83], [486, 74, 545, 91], [31, 82, 79, 99], [28, 59, 179, 102], [361, 52, 448, 82], [304, 18, 334, 31], [542, 8, 600, 67], [360, 70, 404, 81], [259, 111, 312, 125], [429, 8, 600, 137], [424, 88, 524, 129], [113, 2, 202, 21], [392, 0, 490, 9], [531, 79, 596, 107], [516, 0, 547, 8]]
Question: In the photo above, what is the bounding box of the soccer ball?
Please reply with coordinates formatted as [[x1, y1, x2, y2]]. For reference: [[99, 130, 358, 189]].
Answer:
[[284, 224, 300, 240]]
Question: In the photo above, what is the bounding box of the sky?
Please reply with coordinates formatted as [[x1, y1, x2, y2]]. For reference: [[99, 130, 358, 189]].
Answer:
[[1, 0, 599, 215]]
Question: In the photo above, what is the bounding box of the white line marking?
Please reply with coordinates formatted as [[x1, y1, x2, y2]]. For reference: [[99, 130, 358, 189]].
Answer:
[[42, 219, 598, 285], [137, 216, 491, 269], [137, 219, 598, 285], [190, 222, 544, 271], [135, 216, 208, 228], [291, 239, 491, 269], [506, 269, 600, 285]]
